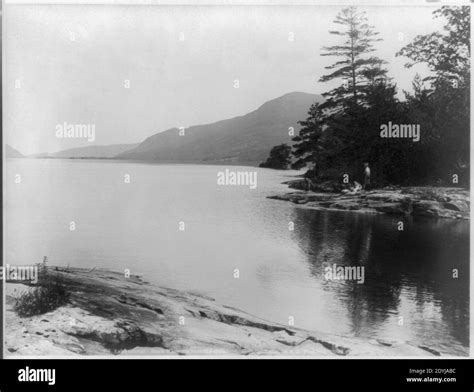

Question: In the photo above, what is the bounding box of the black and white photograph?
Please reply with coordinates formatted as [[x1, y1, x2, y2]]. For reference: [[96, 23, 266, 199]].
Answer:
[[2, 0, 470, 363]]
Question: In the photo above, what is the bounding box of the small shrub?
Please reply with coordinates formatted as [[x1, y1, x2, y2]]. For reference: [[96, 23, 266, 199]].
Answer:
[[14, 269, 70, 317]]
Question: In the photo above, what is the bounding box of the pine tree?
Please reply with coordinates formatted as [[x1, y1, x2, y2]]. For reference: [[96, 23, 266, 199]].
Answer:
[[319, 6, 387, 113], [291, 103, 325, 172], [292, 7, 392, 181]]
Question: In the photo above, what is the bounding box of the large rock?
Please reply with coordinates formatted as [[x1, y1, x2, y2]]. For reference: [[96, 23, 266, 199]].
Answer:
[[402, 187, 465, 203], [372, 202, 412, 215], [312, 180, 345, 193], [270, 186, 469, 220], [268, 192, 305, 202], [366, 192, 408, 203], [331, 200, 361, 210], [412, 200, 444, 217], [306, 193, 335, 202], [284, 179, 311, 191], [443, 201, 469, 212], [5, 267, 443, 357]]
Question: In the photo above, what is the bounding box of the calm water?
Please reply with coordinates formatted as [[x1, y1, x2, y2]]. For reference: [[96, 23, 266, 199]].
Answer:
[[5, 159, 469, 355]]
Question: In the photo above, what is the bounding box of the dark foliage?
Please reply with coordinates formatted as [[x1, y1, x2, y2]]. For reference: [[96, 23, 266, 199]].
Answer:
[[14, 265, 70, 317], [262, 6, 469, 188], [259, 144, 292, 169]]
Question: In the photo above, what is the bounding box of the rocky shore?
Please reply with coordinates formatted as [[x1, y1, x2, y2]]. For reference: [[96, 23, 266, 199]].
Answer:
[[5, 267, 442, 356], [269, 179, 469, 219]]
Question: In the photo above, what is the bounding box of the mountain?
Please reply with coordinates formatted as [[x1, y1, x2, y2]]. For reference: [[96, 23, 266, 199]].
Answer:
[[117, 92, 322, 166], [32, 143, 139, 159], [5, 144, 25, 158]]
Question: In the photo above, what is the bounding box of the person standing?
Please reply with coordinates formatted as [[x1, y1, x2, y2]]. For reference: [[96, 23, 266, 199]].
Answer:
[[363, 162, 371, 190]]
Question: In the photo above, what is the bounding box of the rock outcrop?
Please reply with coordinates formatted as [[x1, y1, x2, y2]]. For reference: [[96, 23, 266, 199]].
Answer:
[[269, 184, 469, 220], [5, 268, 441, 356]]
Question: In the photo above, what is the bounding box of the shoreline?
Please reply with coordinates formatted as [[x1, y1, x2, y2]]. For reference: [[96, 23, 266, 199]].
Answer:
[[268, 181, 470, 220], [4, 267, 451, 357]]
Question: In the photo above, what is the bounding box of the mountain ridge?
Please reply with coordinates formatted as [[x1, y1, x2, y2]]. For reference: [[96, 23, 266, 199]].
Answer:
[[5, 144, 25, 158], [30, 143, 139, 159], [117, 91, 322, 166], [9, 92, 322, 164]]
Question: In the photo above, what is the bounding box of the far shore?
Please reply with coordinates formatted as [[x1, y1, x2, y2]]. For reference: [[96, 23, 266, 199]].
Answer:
[[4, 267, 449, 357]]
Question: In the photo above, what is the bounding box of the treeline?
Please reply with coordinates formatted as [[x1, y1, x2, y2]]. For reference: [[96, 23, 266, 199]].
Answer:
[[261, 6, 470, 188]]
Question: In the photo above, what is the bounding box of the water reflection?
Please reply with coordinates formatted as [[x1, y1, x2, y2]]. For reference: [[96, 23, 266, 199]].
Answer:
[[290, 207, 469, 355], [5, 159, 469, 356]]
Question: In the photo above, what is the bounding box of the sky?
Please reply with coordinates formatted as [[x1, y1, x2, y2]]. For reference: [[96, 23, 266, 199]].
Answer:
[[4, 4, 446, 155]]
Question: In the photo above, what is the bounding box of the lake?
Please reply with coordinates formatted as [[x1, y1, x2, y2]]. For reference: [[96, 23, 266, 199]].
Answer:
[[5, 158, 469, 355]]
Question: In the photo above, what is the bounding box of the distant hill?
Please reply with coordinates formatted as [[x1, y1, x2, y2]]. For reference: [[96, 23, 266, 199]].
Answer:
[[117, 92, 322, 166], [5, 144, 24, 158], [33, 143, 139, 159]]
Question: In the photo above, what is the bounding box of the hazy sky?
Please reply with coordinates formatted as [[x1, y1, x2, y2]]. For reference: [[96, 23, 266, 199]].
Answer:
[[5, 4, 445, 155]]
